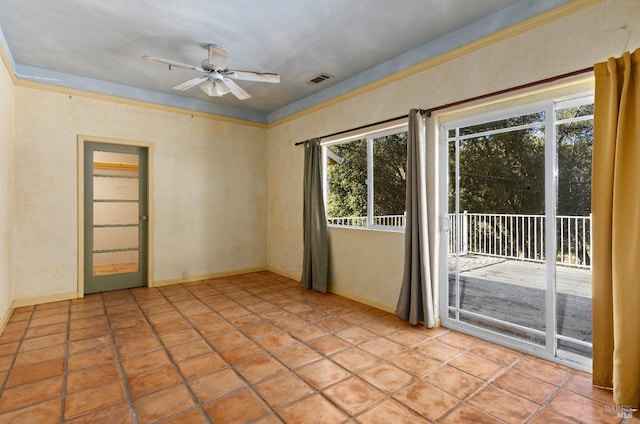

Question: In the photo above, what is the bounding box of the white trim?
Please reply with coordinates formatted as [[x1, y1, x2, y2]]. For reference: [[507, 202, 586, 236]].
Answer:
[[544, 101, 557, 359]]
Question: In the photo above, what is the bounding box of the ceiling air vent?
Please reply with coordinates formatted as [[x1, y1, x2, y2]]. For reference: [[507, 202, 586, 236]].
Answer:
[[308, 73, 333, 84]]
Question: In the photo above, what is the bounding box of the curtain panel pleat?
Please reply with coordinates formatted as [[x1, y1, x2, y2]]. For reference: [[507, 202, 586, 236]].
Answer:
[[300, 138, 329, 293], [592, 48, 640, 408], [395, 109, 436, 327]]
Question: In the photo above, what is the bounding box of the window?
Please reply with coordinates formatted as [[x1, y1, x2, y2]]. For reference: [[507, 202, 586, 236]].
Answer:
[[322, 127, 408, 230]]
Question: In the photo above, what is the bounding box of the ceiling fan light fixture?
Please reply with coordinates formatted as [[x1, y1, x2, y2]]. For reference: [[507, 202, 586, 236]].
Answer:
[[199, 79, 230, 97]]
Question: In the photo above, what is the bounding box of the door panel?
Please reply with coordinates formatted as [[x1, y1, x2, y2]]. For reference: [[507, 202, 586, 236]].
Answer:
[[84, 142, 148, 293], [554, 102, 594, 358], [441, 95, 594, 366], [446, 111, 547, 347]]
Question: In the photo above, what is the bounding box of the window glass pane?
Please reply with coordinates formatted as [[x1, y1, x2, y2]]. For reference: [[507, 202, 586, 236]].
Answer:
[[94, 202, 139, 226], [455, 124, 546, 215], [93, 151, 139, 177], [556, 118, 592, 217], [459, 112, 545, 137], [373, 132, 407, 226], [93, 226, 138, 251], [555, 104, 594, 121], [325, 128, 407, 230], [93, 176, 138, 200], [449, 113, 547, 347], [93, 251, 138, 276], [555, 113, 593, 357], [326, 139, 368, 225]]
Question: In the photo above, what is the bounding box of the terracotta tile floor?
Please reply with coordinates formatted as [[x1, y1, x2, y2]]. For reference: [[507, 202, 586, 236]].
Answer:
[[0, 271, 637, 423]]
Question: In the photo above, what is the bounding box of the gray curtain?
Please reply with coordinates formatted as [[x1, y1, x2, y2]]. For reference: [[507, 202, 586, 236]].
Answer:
[[395, 109, 436, 327], [301, 138, 329, 292]]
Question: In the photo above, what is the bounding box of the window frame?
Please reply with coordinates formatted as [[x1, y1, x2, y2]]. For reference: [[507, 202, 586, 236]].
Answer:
[[322, 125, 408, 232]]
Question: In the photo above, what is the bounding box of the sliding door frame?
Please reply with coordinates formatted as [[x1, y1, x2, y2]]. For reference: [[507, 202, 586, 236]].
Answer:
[[437, 87, 593, 372]]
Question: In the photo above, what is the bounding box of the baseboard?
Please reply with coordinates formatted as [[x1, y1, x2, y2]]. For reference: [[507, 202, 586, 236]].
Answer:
[[12, 291, 79, 308], [266, 266, 397, 314], [2, 269, 415, 326], [265, 265, 299, 282], [153, 266, 268, 287], [0, 301, 16, 335], [326, 285, 396, 314]]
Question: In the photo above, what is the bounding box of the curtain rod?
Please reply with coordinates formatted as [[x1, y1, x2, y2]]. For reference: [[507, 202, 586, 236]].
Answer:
[[422, 66, 594, 117], [294, 66, 594, 146], [294, 114, 409, 146]]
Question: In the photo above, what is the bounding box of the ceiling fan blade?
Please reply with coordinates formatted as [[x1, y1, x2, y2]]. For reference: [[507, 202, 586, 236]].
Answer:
[[221, 78, 251, 100], [208, 44, 229, 67], [172, 76, 208, 91], [142, 55, 207, 72], [226, 70, 280, 83]]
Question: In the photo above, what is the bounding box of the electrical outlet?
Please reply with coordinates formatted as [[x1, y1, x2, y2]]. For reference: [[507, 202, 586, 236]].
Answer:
[[181, 271, 188, 280]]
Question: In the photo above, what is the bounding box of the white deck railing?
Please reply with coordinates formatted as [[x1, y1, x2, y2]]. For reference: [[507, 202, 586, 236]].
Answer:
[[448, 212, 592, 268], [327, 212, 592, 268], [327, 214, 405, 229]]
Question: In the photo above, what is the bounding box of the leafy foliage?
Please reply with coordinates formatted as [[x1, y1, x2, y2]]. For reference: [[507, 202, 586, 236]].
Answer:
[[450, 107, 592, 216], [373, 132, 408, 216], [452, 114, 546, 215], [448, 106, 593, 264], [326, 132, 407, 219], [556, 105, 593, 216], [327, 139, 368, 218]]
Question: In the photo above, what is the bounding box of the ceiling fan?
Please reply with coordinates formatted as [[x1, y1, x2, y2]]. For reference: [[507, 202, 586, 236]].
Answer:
[[142, 44, 280, 100]]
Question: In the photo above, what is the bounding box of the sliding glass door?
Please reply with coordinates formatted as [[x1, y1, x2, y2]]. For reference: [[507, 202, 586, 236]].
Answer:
[[441, 93, 593, 367]]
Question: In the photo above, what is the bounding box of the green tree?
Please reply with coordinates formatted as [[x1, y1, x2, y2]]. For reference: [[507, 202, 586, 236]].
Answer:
[[557, 105, 593, 216], [326, 132, 407, 220], [556, 105, 593, 265], [374, 132, 407, 216], [450, 112, 546, 215], [327, 139, 368, 218]]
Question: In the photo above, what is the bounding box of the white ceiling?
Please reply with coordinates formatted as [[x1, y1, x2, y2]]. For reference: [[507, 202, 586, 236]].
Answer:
[[0, 0, 572, 123]]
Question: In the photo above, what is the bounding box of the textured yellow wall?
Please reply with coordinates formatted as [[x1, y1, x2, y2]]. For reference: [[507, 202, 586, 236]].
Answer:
[[13, 88, 268, 303], [0, 49, 15, 327], [266, 0, 640, 311], [4, 0, 640, 311]]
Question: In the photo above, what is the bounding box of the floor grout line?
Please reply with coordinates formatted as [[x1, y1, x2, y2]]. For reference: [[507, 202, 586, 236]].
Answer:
[[102, 292, 140, 424], [59, 301, 72, 424], [0, 306, 35, 394], [150, 283, 221, 424]]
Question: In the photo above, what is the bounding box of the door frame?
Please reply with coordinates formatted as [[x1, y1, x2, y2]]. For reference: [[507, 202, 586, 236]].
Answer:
[[438, 102, 555, 358], [77, 135, 154, 298]]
